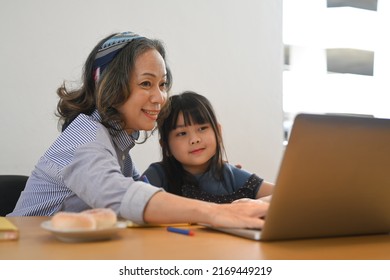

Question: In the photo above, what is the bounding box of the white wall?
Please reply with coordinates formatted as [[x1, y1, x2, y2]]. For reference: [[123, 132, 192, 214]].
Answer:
[[0, 0, 283, 182]]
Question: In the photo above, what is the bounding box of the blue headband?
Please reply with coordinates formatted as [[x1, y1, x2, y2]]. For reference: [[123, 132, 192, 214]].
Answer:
[[92, 31, 144, 81]]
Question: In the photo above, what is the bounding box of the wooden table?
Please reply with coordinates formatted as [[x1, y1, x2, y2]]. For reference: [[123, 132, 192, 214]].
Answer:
[[1, 217, 390, 260]]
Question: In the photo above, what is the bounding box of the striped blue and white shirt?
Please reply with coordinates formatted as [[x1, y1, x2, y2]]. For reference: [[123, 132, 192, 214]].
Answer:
[[8, 110, 162, 224]]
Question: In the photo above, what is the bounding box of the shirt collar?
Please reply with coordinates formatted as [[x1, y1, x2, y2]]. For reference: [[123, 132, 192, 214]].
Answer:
[[91, 110, 139, 152]]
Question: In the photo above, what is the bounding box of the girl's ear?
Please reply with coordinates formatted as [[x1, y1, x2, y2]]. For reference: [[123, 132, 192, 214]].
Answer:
[[217, 123, 223, 143], [217, 123, 222, 134], [159, 138, 163, 147], [160, 138, 171, 157]]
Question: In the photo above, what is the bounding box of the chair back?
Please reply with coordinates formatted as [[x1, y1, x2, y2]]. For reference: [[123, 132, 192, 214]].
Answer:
[[0, 175, 28, 216]]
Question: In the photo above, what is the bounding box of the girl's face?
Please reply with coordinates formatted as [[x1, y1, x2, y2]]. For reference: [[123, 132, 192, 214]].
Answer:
[[118, 49, 168, 134], [168, 112, 217, 175]]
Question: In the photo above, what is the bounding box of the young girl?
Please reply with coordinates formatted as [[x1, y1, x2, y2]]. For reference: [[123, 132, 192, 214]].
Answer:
[[8, 31, 268, 229], [143, 91, 274, 203]]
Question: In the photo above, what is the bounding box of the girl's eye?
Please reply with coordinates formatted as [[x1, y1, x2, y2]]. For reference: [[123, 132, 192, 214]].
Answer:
[[176, 131, 186, 137], [199, 125, 209, 131]]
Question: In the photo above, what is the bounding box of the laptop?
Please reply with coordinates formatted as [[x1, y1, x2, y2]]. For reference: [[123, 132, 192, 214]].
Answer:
[[203, 113, 390, 241]]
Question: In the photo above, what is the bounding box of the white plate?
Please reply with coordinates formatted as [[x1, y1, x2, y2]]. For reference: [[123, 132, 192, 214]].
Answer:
[[41, 220, 127, 242]]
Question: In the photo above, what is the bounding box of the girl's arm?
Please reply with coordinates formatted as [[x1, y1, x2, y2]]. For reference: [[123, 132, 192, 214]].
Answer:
[[256, 181, 274, 199], [232, 181, 274, 204]]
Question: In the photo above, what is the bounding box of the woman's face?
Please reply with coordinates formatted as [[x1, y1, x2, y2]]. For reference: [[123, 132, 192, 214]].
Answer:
[[118, 49, 168, 134]]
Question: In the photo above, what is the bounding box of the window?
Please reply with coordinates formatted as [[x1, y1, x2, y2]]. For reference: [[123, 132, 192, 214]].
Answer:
[[283, 0, 389, 142]]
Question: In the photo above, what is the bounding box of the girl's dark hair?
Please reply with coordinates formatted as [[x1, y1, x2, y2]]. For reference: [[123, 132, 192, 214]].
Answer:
[[56, 33, 172, 132], [157, 91, 226, 195]]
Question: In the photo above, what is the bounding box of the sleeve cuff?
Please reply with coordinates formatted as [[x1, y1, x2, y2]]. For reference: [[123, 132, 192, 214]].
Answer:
[[119, 181, 163, 224]]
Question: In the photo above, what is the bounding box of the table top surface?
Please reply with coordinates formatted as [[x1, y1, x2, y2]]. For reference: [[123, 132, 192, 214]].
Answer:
[[1, 217, 390, 260]]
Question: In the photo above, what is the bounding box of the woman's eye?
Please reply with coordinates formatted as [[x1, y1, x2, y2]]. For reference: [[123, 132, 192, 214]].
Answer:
[[140, 81, 151, 88], [160, 81, 168, 90]]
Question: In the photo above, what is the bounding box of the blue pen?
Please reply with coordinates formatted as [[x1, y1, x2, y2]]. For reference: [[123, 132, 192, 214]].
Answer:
[[167, 226, 195, 236], [139, 175, 150, 184]]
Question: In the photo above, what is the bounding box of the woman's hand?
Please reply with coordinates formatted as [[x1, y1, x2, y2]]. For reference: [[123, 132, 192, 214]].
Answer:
[[232, 195, 272, 204], [144, 191, 269, 229], [206, 199, 269, 229]]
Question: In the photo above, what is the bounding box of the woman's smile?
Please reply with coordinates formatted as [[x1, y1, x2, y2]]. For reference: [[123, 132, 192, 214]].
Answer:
[[142, 109, 160, 120]]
